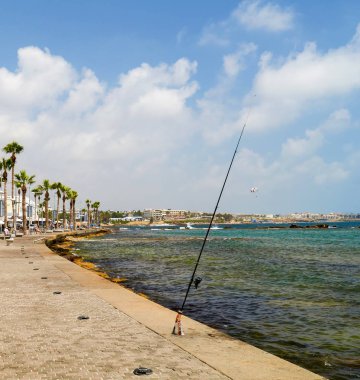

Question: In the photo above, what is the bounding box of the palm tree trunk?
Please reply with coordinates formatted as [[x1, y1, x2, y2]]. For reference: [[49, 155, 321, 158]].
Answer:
[[62, 196, 66, 229], [34, 196, 37, 225], [56, 195, 60, 227], [22, 187, 27, 235], [4, 179, 8, 227], [45, 192, 49, 230], [69, 200, 73, 230], [87, 205, 90, 228], [11, 165, 15, 231], [73, 199, 76, 230], [38, 196, 41, 225]]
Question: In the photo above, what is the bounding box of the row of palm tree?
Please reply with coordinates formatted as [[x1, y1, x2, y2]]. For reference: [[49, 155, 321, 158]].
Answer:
[[31, 181, 79, 232], [1, 141, 101, 235]]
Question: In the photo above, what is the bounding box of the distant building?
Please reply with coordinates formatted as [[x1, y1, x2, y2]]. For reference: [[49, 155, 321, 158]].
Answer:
[[143, 209, 164, 221], [110, 216, 143, 222], [143, 209, 187, 221]]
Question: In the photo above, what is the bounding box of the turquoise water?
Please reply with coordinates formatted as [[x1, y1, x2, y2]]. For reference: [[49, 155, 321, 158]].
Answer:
[[75, 223, 360, 380]]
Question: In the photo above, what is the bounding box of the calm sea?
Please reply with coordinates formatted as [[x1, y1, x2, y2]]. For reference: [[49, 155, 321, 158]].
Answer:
[[74, 222, 360, 380]]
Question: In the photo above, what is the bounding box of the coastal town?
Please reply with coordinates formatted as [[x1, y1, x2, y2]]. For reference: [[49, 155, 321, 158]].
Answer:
[[106, 208, 360, 224], [6, 200, 359, 230]]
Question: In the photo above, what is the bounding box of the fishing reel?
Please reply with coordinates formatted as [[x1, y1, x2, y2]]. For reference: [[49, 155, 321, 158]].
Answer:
[[193, 276, 202, 289]]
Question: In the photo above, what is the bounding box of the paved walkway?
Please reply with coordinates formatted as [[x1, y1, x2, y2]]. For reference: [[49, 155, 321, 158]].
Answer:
[[0, 236, 324, 379]]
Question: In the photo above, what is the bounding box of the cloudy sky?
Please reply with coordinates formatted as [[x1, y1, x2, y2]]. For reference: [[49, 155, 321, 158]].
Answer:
[[0, 0, 359, 214]]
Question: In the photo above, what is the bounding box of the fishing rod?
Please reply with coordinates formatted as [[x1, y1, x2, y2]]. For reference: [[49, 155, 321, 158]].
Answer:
[[172, 113, 251, 335]]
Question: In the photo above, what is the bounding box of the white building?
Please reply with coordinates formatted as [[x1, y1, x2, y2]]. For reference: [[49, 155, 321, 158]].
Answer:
[[0, 191, 39, 226], [143, 209, 187, 221]]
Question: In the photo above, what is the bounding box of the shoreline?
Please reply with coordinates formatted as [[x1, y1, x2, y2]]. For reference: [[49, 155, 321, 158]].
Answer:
[[43, 229, 324, 379], [114, 220, 360, 228], [45, 228, 129, 286]]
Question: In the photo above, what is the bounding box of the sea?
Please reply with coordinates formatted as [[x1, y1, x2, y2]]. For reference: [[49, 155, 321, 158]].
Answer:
[[73, 221, 360, 380]]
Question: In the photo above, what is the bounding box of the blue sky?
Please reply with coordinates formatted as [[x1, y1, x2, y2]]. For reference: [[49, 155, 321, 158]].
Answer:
[[0, 0, 359, 214]]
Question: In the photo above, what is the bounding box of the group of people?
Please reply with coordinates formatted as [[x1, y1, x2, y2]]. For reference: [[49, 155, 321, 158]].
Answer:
[[3, 225, 41, 237]]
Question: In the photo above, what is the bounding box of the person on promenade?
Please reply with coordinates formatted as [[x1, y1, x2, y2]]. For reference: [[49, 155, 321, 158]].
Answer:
[[4, 227, 9, 237]]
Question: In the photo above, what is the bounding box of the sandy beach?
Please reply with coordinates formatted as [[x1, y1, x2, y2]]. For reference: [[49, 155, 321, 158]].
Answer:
[[0, 232, 325, 379]]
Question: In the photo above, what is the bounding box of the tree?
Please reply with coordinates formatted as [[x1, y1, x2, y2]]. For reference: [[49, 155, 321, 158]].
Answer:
[[0, 158, 12, 227], [32, 187, 43, 226], [99, 210, 111, 224], [60, 184, 70, 229], [85, 199, 91, 228], [38, 201, 44, 222], [51, 182, 62, 227], [38, 180, 52, 230], [72, 191, 78, 230], [15, 170, 35, 235], [66, 188, 73, 229], [3, 142, 24, 231], [92, 201, 100, 226]]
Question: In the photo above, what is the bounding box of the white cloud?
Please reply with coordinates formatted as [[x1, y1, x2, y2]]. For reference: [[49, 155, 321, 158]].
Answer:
[[228, 24, 360, 134], [281, 129, 324, 158], [199, 1, 294, 47], [320, 108, 351, 133], [281, 108, 352, 160], [232, 0, 294, 31], [296, 157, 349, 185], [198, 23, 230, 47], [223, 43, 257, 77], [61, 68, 104, 118], [0, 46, 75, 115]]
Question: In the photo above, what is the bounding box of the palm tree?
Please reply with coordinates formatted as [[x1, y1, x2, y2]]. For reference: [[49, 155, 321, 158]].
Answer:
[[96, 202, 101, 225], [60, 185, 70, 229], [3, 142, 24, 231], [92, 202, 96, 225], [70, 190, 78, 230], [32, 187, 43, 226], [38, 201, 44, 225], [38, 180, 52, 230], [51, 182, 62, 228], [15, 170, 35, 235], [92, 201, 100, 226], [0, 158, 12, 227], [66, 187, 73, 229], [85, 199, 91, 228], [81, 208, 87, 224], [74, 191, 79, 230]]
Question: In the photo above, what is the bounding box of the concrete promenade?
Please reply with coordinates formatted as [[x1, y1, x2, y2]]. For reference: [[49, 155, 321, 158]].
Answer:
[[0, 235, 325, 379]]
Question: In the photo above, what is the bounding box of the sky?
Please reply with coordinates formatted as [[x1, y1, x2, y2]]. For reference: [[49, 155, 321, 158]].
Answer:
[[0, 0, 359, 214]]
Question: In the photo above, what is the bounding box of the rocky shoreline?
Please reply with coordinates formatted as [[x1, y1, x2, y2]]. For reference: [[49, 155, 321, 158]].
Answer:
[[45, 228, 129, 285], [45, 229, 111, 260]]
